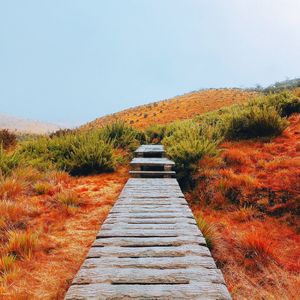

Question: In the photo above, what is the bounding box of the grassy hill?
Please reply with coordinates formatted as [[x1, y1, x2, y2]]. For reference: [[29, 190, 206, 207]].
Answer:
[[82, 88, 257, 130]]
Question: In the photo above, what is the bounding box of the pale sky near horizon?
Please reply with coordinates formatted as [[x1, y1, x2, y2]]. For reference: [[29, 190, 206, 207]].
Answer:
[[0, 0, 299, 126]]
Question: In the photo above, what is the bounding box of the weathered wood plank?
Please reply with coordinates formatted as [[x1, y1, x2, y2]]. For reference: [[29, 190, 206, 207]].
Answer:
[[100, 223, 199, 231], [130, 157, 175, 166], [87, 244, 211, 258], [92, 235, 206, 247], [65, 282, 231, 300], [72, 267, 225, 285], [97, 229, 201, 238], [135, 144, 165, 153], [103, 217, 197, 225], [82, 256, 218, 270]]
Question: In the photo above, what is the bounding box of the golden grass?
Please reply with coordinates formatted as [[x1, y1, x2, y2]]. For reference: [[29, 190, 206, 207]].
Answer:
[[0, 166, 129, 299], [82, 89, 257, 130], [5, 230, 39, 260], [189, 115, 300, 299]]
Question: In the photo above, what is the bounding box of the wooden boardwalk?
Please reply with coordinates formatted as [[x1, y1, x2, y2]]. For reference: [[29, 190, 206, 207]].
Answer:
[[65, 145, 231, 299]]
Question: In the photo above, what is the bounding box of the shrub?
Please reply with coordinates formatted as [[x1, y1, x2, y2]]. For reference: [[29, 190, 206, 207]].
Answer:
[[49, 128, 74, 138], [99, 121, 140, 150], [145, 124, 166, 144], [63, 137, 115, 175], [6, 230, 38, 259], [0, 147, 21, 176], [196, 214, 217, 250], [265, 91, 300, 117], [225, 106, 287, 140], [0, 129, 17, 150], [17, 132, 116, 175], [163, 121, 219, 188]]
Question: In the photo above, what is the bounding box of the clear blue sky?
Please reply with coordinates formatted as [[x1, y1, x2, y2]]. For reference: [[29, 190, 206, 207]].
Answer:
[[0, 0, 299, 126]]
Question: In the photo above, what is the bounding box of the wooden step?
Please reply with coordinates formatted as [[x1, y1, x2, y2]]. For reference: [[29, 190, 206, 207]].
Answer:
[[130, 157, 175, 171], [135, 144, 165, 157], [130, 157, 175, 167], [129, 170, 176, 178]]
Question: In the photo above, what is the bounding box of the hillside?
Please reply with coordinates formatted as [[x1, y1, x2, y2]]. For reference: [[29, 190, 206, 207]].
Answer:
[[82, 88, 257, 130], [0, 113, 62, 134]]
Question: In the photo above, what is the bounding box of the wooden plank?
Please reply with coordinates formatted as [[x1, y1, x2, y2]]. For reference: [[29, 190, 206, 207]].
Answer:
[[100, 223, 201, 231], [130, 157, 175, 166], [129, 170, 176, 176], [87, 244, 212, 258], [135, 144, 165, 153], [97, 229, 201, 238], [71, 267, 225, 285], [92, 235, 206, 247], [65, 282, 231, 300], [82, 256, 218, 270]]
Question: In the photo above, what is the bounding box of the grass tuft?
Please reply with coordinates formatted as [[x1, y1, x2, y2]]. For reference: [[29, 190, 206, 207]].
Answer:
[[6, 231, 39, 259], [196, 214, 217, 250], [55, 190, 82, 208]]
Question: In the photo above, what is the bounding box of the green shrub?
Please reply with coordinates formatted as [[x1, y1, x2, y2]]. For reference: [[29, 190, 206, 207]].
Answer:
[[17, 131, 116, 175], [99, 121, 140, 150], [163, 121, 218, 188], [225, 105, 287, 140], [145, 124, 166, 144], [49, 128, 74, 138], [265, 91, 300, 117], [63, 137, 115, 175], [0, 147, 21, 176]]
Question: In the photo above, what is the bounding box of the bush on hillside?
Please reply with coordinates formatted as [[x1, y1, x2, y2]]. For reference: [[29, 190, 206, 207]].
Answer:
[[49, 128, 74, 138], [64, 138, 115, 175], [225, 106, 287, 140], [0, 147, 21, 177], [0, 129, 17, 150], [163, 121, 219, 188], [17, 132, 116, 175], [99, 121, 141, 150], [145, 124, 166, 144], [265, 91, 300, 117]]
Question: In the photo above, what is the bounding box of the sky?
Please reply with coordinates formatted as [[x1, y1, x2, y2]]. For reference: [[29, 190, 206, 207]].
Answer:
[[0, 0, 300, 126]]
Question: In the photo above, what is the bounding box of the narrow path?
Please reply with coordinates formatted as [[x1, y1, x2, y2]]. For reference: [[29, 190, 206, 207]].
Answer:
[[65, 145, 231, 299]]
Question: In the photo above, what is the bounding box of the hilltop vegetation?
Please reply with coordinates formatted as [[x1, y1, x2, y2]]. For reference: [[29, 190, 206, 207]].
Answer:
[[82, 89, 257, 130]]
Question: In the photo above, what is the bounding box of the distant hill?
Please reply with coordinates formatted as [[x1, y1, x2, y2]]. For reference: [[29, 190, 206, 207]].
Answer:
[[81, 88, 257, 130], [0, 113, 62, 134]]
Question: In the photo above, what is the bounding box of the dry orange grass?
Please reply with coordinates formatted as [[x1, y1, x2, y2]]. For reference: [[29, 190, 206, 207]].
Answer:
[[188, 115, 300, 299], [0, 166, 129, 299], [82, 89, 257, 130]]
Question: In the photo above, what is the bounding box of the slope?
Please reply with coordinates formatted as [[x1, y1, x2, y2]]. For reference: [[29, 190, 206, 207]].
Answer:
[[82, 89, 257, 130]]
